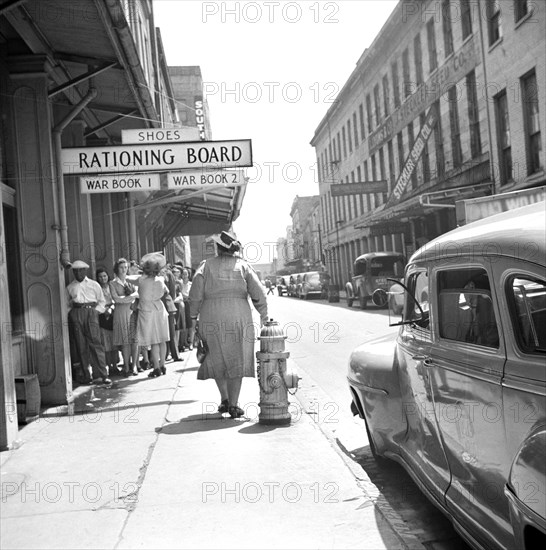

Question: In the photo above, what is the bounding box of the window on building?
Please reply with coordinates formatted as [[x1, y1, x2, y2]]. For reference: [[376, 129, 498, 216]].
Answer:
[[347, 119, 353, 154], [443, 0, 454, 57], [433, 100, 445, 178], [353, 112, 359, 147], [397, 131, 405, 175], [427, 19, 438, 72], [408, 121, 418, 190], [379, 147, 387, 203], [414, 34, 423, 86], [382, 74, 390, 117], [466, 70, 482, 158], [366, 94, 373, 134], [420, 112, 431, 182], [391, 60, 401, 108], [359, 103, 366, 140], [461, 0, 473, 39], [336, 132, 342, 161], [514, 0, 529, 22], [387, 140, 395, 192], [522, 71, 543, 174], [487, 0, 502, 45], [342, 126, 347, 159], [402, 48, 411, 98], [448, 86, 463, 168], [495, 90, 512, 185], [371, 154, 377, 207], [357, 165, 365, 213], [374, 84, 382, 126]]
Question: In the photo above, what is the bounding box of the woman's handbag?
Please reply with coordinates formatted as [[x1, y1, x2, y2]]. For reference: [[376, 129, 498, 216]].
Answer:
[[194, 324, 208, 364], [98, 311, 114, 331]]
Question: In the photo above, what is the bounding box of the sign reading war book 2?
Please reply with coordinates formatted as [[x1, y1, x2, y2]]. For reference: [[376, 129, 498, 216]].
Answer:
[[61, 139, 252, 175]]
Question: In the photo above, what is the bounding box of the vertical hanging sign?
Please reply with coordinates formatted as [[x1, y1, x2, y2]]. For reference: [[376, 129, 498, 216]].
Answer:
[[386, 104, 437, 206], [195, 96, 206, 140]]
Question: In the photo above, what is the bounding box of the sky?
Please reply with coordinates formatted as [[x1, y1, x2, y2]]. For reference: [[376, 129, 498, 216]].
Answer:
[[153, 0, 398, 263]]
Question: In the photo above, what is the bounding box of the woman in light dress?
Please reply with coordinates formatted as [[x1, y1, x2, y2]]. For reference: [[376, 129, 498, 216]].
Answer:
[[136, 253, 170, 378]]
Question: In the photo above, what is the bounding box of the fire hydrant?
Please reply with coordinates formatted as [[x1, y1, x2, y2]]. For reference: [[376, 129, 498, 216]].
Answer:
[[256, 319, 300, 425]]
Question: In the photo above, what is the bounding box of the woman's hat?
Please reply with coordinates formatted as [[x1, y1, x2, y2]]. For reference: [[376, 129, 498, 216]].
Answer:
[[141, 251, 166, 271], [209, 231, 240, 250]]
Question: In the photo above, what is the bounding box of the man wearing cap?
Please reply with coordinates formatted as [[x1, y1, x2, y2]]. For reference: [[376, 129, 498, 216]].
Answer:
[[66, 260, 111, 385]]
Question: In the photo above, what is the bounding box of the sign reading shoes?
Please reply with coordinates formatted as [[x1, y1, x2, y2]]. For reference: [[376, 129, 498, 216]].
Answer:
[[61, 139, 252, 175], [167, 169, 244, 189]]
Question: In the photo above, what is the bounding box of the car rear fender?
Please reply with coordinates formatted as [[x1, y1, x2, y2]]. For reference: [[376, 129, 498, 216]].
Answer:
[[505, 427, 546, 546], [348, 331, 406, 453], [345, 281, 354, 297]]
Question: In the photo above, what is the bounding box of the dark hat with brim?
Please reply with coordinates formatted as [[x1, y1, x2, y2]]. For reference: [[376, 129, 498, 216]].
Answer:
[[209, 231, 240, 250]]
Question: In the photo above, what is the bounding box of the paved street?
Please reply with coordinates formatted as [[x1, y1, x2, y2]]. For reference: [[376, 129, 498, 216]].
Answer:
[[269, 291, 471, 550]]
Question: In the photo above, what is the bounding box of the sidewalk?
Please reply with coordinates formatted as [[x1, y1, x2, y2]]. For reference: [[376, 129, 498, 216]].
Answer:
[[1, 350, 407, 550]]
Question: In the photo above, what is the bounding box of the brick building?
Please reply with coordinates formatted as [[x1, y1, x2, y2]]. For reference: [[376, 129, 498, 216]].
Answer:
[[311, 0, 545, 286]]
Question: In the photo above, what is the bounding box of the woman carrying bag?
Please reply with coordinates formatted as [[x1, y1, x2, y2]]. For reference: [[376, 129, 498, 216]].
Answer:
[[189, 231, 268, 419]]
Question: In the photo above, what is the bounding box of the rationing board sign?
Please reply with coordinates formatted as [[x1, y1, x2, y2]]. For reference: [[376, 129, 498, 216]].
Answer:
[[61, 139, 252, 175], [80, 174, 161, 193], [167, 169, 245, 189]]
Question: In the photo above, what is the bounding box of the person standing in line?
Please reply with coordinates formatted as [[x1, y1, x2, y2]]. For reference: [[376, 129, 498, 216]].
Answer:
[[180, 267, 195, 350], [189, 231, 268, 419], [110, 258, 140, 377], [66, 260, 111, 386], [96, 267, 119, 375], [136, 252, 170, 378], [128, 261, 150, 370], [162, 265, 180, 362]]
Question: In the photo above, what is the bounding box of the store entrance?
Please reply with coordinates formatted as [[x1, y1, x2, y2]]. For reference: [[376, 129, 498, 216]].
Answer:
[[1, 184, 26, 376]]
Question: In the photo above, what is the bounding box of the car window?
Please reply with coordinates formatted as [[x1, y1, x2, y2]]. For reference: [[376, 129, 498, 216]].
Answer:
[[370, 257, 405, 276], [509, 276, 546, 354], [406, 270, 430, 330], [354, 261, 367, 277], [438, 268, 499, 348]]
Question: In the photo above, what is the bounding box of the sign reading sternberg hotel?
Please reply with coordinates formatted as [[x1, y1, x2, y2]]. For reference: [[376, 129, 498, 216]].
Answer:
[[368, 35, 479, 156]]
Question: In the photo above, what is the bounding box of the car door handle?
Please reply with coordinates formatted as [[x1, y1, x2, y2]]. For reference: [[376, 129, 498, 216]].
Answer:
[[412, 347, 428, 361], [423, 358, 433, 368]]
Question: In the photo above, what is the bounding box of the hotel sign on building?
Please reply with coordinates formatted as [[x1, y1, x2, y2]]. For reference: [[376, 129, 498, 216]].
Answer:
[[368, 35, 479, 156]]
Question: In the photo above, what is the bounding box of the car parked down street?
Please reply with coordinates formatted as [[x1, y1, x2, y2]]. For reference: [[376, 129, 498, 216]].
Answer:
[[347, 202, 546, 550]]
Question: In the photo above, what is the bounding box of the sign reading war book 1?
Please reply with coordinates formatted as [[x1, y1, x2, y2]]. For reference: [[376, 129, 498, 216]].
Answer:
[[80, 174, 161, 194], [61, 139, 252, 175]]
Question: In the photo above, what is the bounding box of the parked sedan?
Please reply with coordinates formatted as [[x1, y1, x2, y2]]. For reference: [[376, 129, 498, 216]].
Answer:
[[348, 202, 546, 550]]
